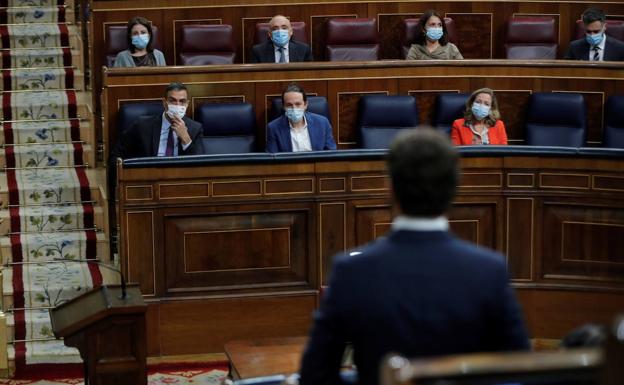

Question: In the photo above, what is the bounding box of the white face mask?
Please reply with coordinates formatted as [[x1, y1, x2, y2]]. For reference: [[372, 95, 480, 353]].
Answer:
[[167, 104, 186, 119]]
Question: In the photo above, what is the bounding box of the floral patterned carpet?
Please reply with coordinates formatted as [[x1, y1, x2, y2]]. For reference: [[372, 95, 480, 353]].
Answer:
[[0, 368, 229, 385], [1, 0, 108, 378]]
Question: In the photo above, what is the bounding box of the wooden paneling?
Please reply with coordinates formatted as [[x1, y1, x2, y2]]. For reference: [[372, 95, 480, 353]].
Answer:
[[542, 203, 624, 283], [102, 61, 624, 160], [163, 209, 313, 293], [154, 294, 316, 354], [118, 152, 624, 354]]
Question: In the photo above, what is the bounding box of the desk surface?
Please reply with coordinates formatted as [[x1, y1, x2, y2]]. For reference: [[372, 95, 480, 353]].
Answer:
[[224, 337, 308, 380]]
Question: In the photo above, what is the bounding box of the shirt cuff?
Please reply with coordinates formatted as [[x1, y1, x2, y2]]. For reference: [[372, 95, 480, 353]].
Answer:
[[181, 140, 192, 151]]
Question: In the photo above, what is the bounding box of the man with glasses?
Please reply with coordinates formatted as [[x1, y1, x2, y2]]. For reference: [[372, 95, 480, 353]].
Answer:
[[110, 82, 204, 159], [565, 7, 624, 61]]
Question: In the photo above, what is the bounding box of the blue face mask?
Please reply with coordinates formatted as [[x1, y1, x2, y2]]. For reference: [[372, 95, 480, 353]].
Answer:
[[471, 102, 491, 120], [285, 107, 305, 123], [131, 34, 150, 49], [271, 29, 290, 47], [426, 27, 444, 41], [585, 31, 604, 46]]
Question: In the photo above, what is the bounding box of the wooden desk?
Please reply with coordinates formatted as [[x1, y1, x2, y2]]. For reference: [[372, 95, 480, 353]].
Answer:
[[225, 337, 307, 379]]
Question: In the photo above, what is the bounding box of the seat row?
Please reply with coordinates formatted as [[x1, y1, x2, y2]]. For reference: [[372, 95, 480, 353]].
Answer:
[[105, 17, 624, 65], [115, 93, 624, 154]]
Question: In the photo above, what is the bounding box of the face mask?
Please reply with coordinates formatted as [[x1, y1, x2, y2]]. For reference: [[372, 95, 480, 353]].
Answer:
[[271, 29, 290, 47], [426, 27, 443, 41], [167, 104, 186, 119], [585, 31, 604, 46], [131, 33, 150, 49], [285, 107, 305, 123], [471, 102, 490, 120]]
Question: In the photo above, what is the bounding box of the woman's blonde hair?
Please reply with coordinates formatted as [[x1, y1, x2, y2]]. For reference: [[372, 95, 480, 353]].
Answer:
[[463, 87, 501, 127]]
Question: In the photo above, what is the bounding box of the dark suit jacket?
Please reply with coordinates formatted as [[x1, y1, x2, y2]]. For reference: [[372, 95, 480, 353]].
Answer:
[[299, 229, 530, 385], [564, 35, 624, 61], [110, 114, 204, 160], [250, 40, 313, 63], [266, 112, 336, 153]]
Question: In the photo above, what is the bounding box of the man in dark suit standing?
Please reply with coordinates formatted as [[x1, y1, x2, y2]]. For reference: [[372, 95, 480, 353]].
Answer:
[[110, 82, 204, 160], [251, 15, 313, 63], [565, 7, 624, 61], [266, 83, 336, 152], [299, 129, 529, 385]]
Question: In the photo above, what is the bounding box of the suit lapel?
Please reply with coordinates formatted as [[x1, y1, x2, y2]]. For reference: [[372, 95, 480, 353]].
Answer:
[[280, 117, 293, 152], [266, 43, 276, 62], [152, 115, 164, 156]]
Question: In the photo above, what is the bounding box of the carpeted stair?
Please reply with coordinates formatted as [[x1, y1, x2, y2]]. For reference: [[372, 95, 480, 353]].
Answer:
[[0, 0, 111, 378]]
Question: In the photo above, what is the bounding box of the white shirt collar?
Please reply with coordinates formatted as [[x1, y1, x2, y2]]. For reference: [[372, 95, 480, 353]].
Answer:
[[391, 215, 449, 232]]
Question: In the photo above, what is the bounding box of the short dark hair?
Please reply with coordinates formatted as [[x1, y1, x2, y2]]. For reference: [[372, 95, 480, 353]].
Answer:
[[582, 7, 606, 25], [388, 128, 458, 216], [126, 16, 154, 53], [281, 83, 307, 105], [164, 82, 188, 98], [414, 10, 449, 46]]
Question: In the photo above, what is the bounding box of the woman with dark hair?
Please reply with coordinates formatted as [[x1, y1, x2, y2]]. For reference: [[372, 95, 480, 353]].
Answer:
[[113, 16, 166, 67], [406, 10, 463, 60], [451, 88, 508, 145]]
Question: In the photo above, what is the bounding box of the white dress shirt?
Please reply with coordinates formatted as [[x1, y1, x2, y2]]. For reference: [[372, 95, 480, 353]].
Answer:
[[274, 44, 289, 63], [588, 34, 606, 61], [157, 113, 191, 156], [289, 116, 312, 152], [391, 215, 449, 232]]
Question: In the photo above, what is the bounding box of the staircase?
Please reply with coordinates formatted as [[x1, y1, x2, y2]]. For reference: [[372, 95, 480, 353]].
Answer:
[[0, 0, 111, 378]]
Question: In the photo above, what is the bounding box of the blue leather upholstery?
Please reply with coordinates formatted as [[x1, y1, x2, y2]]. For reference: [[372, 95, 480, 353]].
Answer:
[[432, 93, 470, 135], [195, 102, 256, 154], [525, 92, 587, 147], [358, 95, 419, 149], [117, 101, 164, 135], [604, 95, 624, 149], [269, 96, 331, 122]]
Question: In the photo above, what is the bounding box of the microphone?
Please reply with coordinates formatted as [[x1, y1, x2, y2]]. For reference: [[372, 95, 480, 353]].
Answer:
[[6, 258, 128, 300]]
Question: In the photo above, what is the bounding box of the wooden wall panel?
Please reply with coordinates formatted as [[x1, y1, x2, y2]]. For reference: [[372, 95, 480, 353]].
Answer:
[[496, 90, 531, 145], [448, 201, 499, 249], [507, 198, 534, 280], [319, 203, 346, 285], [542, 202, 624, 283], [378, 13, 419, 59], [125, 211, 155, 296], [446, 14, 493, 59], [163, 209, 313, 294], [352, 203, 392, 246], [156, 294, 316, 354]]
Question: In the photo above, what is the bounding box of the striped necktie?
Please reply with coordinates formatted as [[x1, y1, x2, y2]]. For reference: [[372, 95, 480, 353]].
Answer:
[[592, 46, 600, 61]]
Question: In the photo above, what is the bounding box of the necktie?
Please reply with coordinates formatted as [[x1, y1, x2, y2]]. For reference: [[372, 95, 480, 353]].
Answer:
[[593, 46, 600, 61], [278, 47, 286, 63], [165, 128, 174, 156]]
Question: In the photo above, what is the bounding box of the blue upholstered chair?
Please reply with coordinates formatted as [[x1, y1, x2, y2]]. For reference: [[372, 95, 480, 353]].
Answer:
[[431, 93, 470, 135], [525, 92, 587, 147], [604, 95, 624, 148], [269, 96, 331, 122], [357, 95, 419, 149], [195, 102, 257, 154], [116, 101, 163, 136]]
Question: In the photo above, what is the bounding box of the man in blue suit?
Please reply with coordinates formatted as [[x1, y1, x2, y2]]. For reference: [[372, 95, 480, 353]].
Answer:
[[299, 129, 529, 385], [564, 7, 624, 61], [266, 83, 337, 153]]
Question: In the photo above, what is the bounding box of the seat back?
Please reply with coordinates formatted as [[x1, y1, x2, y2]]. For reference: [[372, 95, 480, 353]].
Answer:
[[358, 95, 419, 149], [269, 96, 331, 122], [195, 102, 256, 154], [504, 17, 558, 59], [178, 24, 236, 65], [525, 92, 587, 147], [254, 21, 308, 45], [431, 93, 470, 135], [604, 95, 624, 148], [401, 17, 457, 58], [117, 101, 164, 137], [325, 18, 380, 61], [574, 19, 624, 41], [105, 24, 162, 67]]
